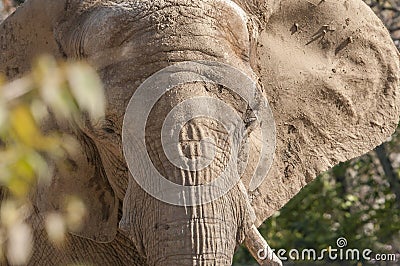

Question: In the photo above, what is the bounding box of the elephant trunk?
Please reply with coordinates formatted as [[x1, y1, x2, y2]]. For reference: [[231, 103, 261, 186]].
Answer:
[[116, 1, 262, 264], [121, 157, 255, 265], [121, 81, 257, 265], [143, 189, 249, 266]]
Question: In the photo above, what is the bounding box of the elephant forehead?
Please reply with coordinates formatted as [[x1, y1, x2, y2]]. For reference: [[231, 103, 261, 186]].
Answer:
[[59, 0, 255, 125], [66, 0, 250, 59]]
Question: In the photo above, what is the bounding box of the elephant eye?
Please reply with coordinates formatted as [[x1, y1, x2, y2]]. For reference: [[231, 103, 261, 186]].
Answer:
[[100, 119, 117, 135], [103, 127, 115, 134]]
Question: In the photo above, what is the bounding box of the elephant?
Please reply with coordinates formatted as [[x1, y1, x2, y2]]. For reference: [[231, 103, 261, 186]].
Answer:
[[1, 0, 399, 265]]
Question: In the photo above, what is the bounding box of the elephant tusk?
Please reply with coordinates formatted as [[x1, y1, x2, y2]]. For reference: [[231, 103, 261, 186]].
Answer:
[[244, 225, 283, 266]]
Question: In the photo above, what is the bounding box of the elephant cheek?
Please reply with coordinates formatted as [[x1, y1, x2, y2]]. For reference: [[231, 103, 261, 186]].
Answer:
[[120, 175, 254, 265]]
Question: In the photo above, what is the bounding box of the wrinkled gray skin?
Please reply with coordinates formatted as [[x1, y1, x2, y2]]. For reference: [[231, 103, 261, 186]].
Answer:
[[1, 0, 399, 265]]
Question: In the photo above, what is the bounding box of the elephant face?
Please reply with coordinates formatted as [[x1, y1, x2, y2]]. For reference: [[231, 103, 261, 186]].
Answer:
[[1, 0, 399, 265]]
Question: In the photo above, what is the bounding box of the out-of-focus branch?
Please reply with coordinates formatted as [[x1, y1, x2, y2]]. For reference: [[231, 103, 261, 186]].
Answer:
[[390, 26, 400, 32]]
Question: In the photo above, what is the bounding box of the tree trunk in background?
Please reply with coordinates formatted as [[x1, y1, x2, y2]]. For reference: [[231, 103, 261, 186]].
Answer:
[[375, 143, 400, 209], [332, 162, 349, 197]]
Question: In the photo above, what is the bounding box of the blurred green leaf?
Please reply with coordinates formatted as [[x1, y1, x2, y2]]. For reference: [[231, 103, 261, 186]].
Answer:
[[0, 54, 105, 263], [65, 62, 105, 122]]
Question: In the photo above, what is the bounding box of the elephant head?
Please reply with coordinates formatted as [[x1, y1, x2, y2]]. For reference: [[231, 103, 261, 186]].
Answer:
[[1, 0, 399, 265]]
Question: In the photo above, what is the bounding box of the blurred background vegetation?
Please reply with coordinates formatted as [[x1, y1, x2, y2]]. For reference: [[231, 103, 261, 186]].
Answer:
[[0, 7, 105, 260], [0, 0, 399, 265], [0, 55, 104, 264]]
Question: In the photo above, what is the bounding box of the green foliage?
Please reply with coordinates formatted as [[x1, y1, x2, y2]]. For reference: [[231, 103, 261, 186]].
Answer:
[[234, 155, 400, 265], [0, 56, 104, 198], [0, 55, 104, 264]]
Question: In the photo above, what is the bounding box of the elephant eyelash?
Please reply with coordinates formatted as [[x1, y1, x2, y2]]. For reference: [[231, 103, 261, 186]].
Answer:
[[101, 119, 116, 130]]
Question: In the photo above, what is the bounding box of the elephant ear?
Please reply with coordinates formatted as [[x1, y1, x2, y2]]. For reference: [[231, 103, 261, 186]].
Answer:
[[0, 1, 119, 242], [251, 0, 400, 225]]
